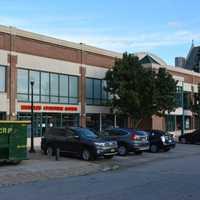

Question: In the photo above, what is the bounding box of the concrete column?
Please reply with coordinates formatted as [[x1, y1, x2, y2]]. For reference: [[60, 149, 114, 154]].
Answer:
[[7, 54, 17, 120], [79, 66, 86, 127]]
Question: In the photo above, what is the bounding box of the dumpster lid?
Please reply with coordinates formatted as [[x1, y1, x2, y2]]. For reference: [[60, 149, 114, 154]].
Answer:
[[0, 120, 31, 124]]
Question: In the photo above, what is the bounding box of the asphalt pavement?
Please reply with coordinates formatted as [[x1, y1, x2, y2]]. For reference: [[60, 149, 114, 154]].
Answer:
[[0, 144, 200, 200]]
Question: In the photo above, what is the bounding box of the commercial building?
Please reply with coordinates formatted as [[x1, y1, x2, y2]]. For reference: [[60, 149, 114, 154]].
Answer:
[[0, 25, 200, 138]]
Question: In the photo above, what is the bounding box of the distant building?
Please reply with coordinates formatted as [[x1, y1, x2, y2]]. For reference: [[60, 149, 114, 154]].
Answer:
[[175, 57, 186, 68], [184, 44, 200, 72]]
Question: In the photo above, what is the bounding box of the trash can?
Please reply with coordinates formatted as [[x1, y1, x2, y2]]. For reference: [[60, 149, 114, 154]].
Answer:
[[0, 120, 30, 164]]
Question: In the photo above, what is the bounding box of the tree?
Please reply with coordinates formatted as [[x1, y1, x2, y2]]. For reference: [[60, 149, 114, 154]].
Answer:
[[154, 67, 177, 116], [105, 52, 177, 128]]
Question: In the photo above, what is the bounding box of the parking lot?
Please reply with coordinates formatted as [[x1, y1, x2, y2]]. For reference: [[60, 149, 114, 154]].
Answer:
[[0, 144, 200, 187]]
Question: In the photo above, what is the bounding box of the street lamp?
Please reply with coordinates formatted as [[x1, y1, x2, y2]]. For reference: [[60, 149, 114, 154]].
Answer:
[[29, 80, 35, 153], [181, 81, 185, 136]]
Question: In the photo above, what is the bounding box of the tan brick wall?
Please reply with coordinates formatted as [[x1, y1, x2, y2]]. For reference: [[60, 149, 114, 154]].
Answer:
[[79, 66, 86, 127], [7, 54, 17, 120], [152, 115, 166, 131]]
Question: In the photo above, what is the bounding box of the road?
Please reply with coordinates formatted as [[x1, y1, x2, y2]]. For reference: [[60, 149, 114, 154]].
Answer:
[[0, 144, 200, 200]]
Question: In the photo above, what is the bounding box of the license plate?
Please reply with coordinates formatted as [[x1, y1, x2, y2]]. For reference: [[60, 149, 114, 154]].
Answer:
[[110, 149, 115, 152]]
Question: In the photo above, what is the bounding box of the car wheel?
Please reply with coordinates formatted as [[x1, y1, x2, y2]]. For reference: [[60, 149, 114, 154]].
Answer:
[[135, 151, 143, 155], [118, 145, 128, 156], [104, 155, 114, 159], [47, 146, 54, 158], [150, 145, 159, 153], [10, 160, 21, 165], [180, 138, 187, 144], [164, 148, 170, 152], [81, 149, 93, 161], [55, 148, 60, 160]]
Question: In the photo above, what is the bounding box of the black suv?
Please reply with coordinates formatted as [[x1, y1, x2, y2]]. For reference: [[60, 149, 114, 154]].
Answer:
[[41, 127, 118, 161], [179, 129, 200, 144], [145, 130, 176, 153], [102, 128, 149, 156]]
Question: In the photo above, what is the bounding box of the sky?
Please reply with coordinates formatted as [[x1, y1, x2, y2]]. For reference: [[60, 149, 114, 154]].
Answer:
[[0, 0, 200, 65]]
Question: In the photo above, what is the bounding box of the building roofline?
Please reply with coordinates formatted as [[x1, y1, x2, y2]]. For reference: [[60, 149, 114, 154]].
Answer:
[[151, 63, 200, 78], [0, 24, 122, 59]]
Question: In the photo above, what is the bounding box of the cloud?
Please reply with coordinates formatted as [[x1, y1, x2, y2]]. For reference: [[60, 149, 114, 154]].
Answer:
[[54, 30, 200, 52], [167, 21, 182, 29]]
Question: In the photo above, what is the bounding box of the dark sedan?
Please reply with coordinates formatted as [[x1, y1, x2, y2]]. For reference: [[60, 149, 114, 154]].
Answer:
[[102, 128, 149, 156], [145, 130, 176, 153], [179, 129, 200, 144]]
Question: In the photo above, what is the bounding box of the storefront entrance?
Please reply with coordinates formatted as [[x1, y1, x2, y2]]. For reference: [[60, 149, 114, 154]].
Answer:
[[17, 112, 80, 137], [0, 112, 6, 120]]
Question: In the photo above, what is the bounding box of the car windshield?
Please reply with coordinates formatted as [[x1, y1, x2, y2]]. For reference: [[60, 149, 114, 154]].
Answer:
[[76, 128, 98, 139]]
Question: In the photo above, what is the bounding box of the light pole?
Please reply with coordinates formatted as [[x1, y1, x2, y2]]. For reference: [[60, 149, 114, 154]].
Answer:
[[29, 80, 35, 153], [181, 81, 185, 136]]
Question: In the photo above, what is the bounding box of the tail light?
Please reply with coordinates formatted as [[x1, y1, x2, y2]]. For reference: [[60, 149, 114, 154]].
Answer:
[[131, 133, 140, 140]]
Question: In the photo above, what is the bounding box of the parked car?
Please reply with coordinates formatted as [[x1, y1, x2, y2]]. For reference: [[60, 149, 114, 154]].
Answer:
[[179, 129, 200, 144], [101, 128, 149, 156], [41, 127, 118, 161], [145, 130, 176, 153]]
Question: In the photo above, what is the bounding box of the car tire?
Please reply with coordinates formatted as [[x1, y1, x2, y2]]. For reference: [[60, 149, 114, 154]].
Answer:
[[118, 145, 128, 156], [47, 146, 54, 158], [135, 151, 143, 155], [11, 160, 21, 165], [81, 149, 94, 161], [55, 148, 60, 161], [164, 148, 170, 152], [150, 145, 159, 153], [180, 138, 187, 144], [104, 155, 114, 159]]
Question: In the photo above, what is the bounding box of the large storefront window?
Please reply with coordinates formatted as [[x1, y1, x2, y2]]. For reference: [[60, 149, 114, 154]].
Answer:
[[17, 68, 79, 104], [176, 86, 182, 107], [30, 70, 40, 102], [86, 114, 127, 132], [183, 92, 191, 110], [0, 112, 6, 120], [165, 115, 175, 132], [17, 112, 79, 137], [0, 66, 6, 92], [86, 78, 110, 106]]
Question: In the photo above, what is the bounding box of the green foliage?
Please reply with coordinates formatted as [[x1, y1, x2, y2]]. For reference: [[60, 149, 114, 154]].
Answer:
[[105, 52, 177, 127]]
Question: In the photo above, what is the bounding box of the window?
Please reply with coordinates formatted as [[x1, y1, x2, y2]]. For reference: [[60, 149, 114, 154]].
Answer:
[[0, 66, 6, 92], [30, 70, 40, 102], [50, 73, 59, 103], [17, 68, 79, 105], [176, 86, 182, 107], [41, 72, 50, 103], [86, 78, 109, 105], [17, 69, 29, 101], [86, 79, 93, 105], [166, 115, 175, 132], [69, 76, 78, 104], [93, 79, 101, 105], [60, 75, 68, 103]]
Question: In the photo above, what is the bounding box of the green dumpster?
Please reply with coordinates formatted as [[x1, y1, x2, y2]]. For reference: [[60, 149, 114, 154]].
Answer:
[[0, 120, 30, 164]]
